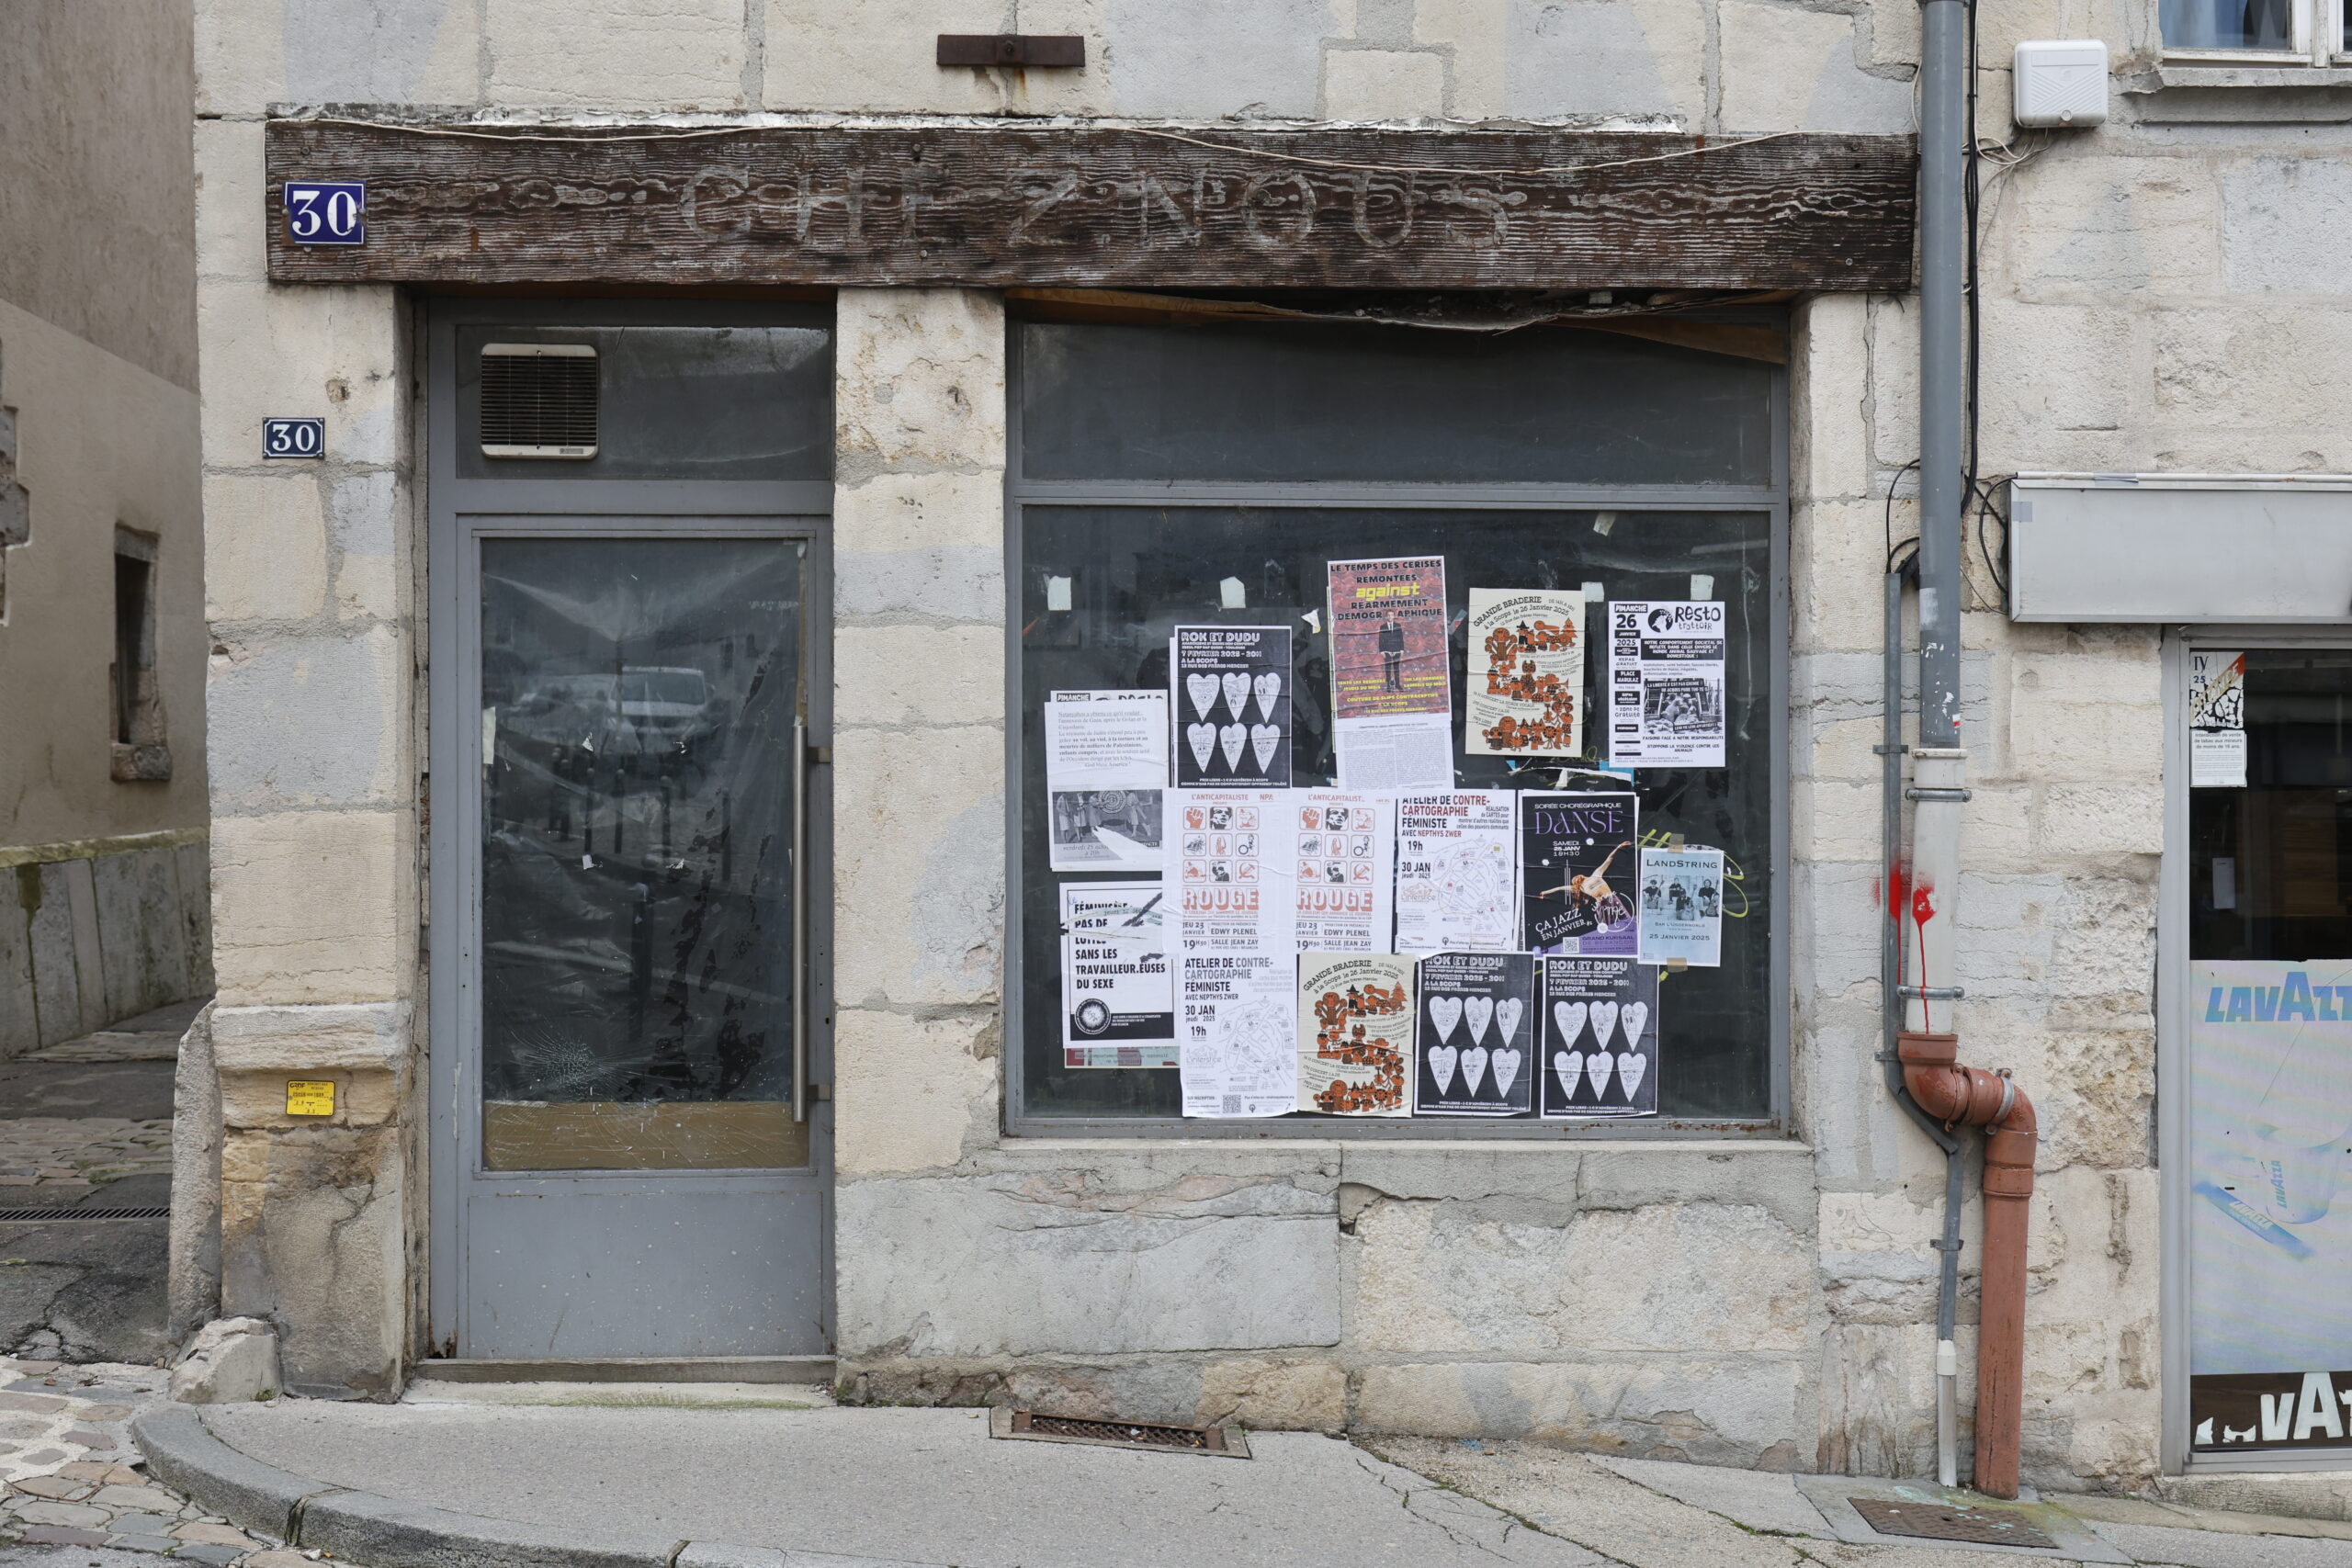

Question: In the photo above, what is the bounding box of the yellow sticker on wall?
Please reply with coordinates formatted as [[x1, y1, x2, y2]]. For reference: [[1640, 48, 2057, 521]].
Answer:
[[285, 1079, 336, 1116]]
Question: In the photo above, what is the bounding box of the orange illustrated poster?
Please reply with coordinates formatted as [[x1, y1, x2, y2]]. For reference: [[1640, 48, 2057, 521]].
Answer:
[[1467, 588, 1584, 758], [1296, 952, 1412, 1117]]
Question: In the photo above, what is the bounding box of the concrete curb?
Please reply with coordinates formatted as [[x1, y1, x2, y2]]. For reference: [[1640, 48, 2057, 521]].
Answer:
[[131, 1400, 951, 1568]]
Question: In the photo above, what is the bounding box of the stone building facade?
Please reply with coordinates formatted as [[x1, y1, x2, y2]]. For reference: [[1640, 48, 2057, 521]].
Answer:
[[182, 0, 2352, 1502], [0, 0, 211, 1060]]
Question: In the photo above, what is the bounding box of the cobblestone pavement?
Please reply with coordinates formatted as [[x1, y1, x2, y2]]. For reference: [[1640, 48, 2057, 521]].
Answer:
[[0, 1359, 312, 1566], [0, 1122, 173, 1199]]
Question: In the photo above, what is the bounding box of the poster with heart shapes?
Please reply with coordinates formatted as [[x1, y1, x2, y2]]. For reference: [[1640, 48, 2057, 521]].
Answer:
[[1412, 950, 1538, 1117], [1170, 626, 1294, 787], [1538, 954, 1660, 1118]]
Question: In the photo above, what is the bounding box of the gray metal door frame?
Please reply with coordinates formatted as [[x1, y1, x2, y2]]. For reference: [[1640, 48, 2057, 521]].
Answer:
[[424, 297, 835, 1359]]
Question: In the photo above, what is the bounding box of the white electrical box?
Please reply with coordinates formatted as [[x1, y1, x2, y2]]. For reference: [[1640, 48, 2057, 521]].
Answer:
[[2012, 40, 2109, 127]]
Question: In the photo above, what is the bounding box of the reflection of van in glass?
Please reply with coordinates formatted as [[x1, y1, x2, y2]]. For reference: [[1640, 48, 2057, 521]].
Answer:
[[616, 666, 717, 760], [508, 666, 717, 769]]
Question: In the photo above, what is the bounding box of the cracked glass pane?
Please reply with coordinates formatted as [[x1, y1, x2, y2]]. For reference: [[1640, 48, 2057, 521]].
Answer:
[[479, 536, 805, 1171]]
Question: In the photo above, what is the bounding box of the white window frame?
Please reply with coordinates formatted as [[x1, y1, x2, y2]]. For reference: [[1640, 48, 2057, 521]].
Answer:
[[2163, 0, 2344, 65]]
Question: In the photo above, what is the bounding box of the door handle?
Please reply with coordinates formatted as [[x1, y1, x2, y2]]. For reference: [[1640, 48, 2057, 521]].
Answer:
[[792, 714, 808, 1124]]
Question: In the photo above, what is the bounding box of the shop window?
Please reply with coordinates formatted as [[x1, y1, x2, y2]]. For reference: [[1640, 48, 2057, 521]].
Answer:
[[1009, 317, 1785, 1135], [2159, 0, 2335, 57], [110, 525, 168, 782]]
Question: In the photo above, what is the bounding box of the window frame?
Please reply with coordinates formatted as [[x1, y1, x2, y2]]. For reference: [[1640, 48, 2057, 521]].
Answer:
[[999, 316, 1794, 1141], [2161, 0, 2341, 65]]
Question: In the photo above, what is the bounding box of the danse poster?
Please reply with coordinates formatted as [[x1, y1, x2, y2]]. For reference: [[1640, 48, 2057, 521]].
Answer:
[[1326, 556, 1453, 791], [1292, 792, 1395, 952], [1608, 600, 1727, 768], [1170, 790, 1298, 1117], [1058, 881, 1176, 1068], [1413, 951, 1538, 1117], [1297, 952, 1412, 1117], [1171, 626, 1293, 787], [1540, 955, 1658, 1117], [1468, 589, 1584, 758], [1519, 791, 1640, 956], [1395, 791, 1519, 953]]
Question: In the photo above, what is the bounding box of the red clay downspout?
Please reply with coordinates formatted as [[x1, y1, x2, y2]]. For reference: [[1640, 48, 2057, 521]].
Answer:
[[1898, 1029, 2039, 1498]]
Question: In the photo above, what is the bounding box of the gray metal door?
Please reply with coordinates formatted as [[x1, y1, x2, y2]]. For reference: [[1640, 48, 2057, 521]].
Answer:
[[427, 303, 834, 1360]]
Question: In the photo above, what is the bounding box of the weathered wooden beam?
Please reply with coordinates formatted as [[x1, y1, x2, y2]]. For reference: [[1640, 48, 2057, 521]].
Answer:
[[264, 119, 1916, 291]]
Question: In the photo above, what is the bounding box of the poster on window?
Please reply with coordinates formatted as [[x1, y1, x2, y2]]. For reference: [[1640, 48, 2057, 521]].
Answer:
[[1468, 589, 1584, 758], [1058, 881, 1177, 1068], [1171, 627, 1293, 787], [1519, 791, 1640, 956], [1170, 790, 1298, 1117], [1292, 791, 1395, 952], [1297, 952, 1413, 1117], [2189, 959, 2352, 1452], [1045, 690, 1169, 871], [1395, 791, 1519, 953], [1635, 847, 1724, 967], [1326, 556, 1453, 792], [1540, 955, 1659, 1117], [2191, 649, 2248, 790], [1608, 600, 1727, 768], [1413, 951, 1537, 1117]]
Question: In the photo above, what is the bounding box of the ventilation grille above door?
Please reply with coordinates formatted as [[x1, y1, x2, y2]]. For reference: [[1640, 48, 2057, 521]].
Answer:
[[481, 344, 599, 458]]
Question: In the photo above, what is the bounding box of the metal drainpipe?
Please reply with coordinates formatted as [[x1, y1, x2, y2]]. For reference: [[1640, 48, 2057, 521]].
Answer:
[[1881, 561, 1966, 1488], [1896, 0, 2040, 1502]]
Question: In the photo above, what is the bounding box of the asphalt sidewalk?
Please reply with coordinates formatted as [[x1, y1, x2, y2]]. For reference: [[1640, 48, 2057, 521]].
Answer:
[[13, 1361, 2352, 1568]]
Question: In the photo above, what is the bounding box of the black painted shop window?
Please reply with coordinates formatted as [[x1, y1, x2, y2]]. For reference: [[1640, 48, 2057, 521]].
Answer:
[[1012, 319, 1781, 1128]]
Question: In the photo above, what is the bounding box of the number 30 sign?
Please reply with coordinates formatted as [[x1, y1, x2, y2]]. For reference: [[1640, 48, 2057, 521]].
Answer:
[[284, 181, 365, 246]]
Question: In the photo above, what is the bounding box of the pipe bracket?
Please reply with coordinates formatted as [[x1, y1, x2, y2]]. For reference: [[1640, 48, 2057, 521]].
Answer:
[[1896, 985, 1966, 1000], [1905, 786, 1973, 802]]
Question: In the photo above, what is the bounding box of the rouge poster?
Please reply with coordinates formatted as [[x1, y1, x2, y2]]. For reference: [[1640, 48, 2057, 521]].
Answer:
[[1467, 589, 1585, 758], [1326, 556, 1453, 791], [1297, 952, 1412, 1117], [1293, 791, 1395, 953], [1170, 790, 1298, 1117], [1170, 626, 1293, 787], [1519, 791, 1639, 956], [1540, 955, 1658, 1117], [1412, 951, 1537, 1117]]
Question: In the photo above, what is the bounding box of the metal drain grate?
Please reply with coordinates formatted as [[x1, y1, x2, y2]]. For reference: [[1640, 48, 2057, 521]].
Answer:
[[1850, 1498, 2057, 1550], [0, 1206, 170, 1223], [990, 1406, 1251, 1459]]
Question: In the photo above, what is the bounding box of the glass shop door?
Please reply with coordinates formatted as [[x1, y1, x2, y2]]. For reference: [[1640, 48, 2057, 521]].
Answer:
[[2182, 647, 2352, 1462], [427, 303, 836, 1363]]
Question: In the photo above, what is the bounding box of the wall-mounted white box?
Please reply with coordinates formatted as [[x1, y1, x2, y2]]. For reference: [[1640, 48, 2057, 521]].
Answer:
[[2013, 40, 2109, 127]]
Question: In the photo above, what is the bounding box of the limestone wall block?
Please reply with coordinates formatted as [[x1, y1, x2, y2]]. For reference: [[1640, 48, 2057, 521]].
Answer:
[[1865, 294, 1918, 475], [486, 0, 748, 108], [1502, 0, 1708, 124], [198, 281, 403, 472], [218, 1125, 406, 1396], [835, 472, 1007, 622], [764, 0, 1029, 116], [831, 725, 1002, 1010], [220, 1067, 402, 1129], [1351, 1199, 1811, 1353], [833, 1009, 999, 1176], [1717, 1, 1912, 134], [1323, 49, 1447, 118], [836, 288, 1007, 479], [1791, 859, 1882, 1007], [1949, 871, 2059, 1003], [1979, 303, 2144, 449], [210, 808, 414, 1007], [1793, 778, 1882, 866], [329, 471, 404, 624], [2007, 1028, 2154, 1171], [833, 1171, 1340, 1356], [1199, 1358, 1347, 1431], [194, 121, 266, 286], [834, 624, 1004, 728], [1354, 1358, 1804, 1467], [1580, 1145, 1821, 1233], [1337, 1145, 1582, 1208], [1793, 502, 1898, 653], [1792, 295, 1871, 502], [207, 627, 407, 809], [1998, 153, 2222, 300], [2009, 686, 2162, 787], [203, 475, 328, 626], [193, 0, 288, 115], [210, 1001, 409, 1074], [1803, 714, 1883, 785], [2154, 307, 2352, 466], [2044, 876, 2156, 1004], [2036, 781, 2162, 859], [1957, 784, 2036, 874], [1816, 1321, 1949, 1476], [2222, 158, 2352, 296], [1101, 0, 1331, 118], [1409, 0, 1507, 118]]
